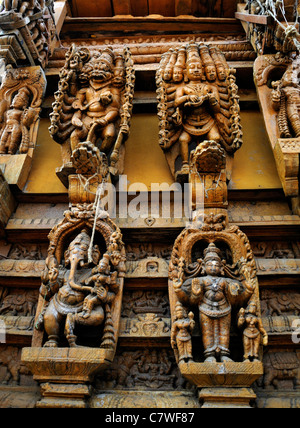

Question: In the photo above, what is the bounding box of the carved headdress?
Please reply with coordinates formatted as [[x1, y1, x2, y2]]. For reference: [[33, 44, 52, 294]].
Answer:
[[203, 243, 222, 264]]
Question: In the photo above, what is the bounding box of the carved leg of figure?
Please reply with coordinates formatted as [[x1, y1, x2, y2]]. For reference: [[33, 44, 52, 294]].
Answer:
[[200, 313, 217, 362], [253, 337, 260, 362], [177, 339, 193, 363], [100, 124, 116, 153], [207, 124, 221, 143], [65, 313, 79, 348], [243, 335, 251, 362], [179, 131, 192, 174], [43, 302, 63, 348], [0, 131, 10, 154], [70, 127, 88, 152], [8, 128, 22, 154], [219, 314, 232, 362]]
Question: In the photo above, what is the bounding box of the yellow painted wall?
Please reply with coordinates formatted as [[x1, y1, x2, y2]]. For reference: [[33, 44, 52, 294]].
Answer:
[[25, 111, 282, 194]]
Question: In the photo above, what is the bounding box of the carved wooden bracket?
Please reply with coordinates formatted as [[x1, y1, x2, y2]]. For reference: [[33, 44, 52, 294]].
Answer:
[[49, 45, 135, 188], [168, 210, 267, 407], [0, 65, 46, 190], [236, 2, 300, 55], [254, 54, 300, 198], [22, 204, 126, 407], [0, 0, 57, 68]]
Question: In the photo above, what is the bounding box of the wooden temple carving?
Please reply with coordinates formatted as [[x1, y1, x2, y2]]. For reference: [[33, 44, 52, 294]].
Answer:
[[161, 40, 268, 407], [21, 43, 128, 408], [0, 65, 46, 155], [0, 65, 46, 190], [168, 213, 268, 407], [0, 0, 57, 67], [49, 45, 135, 187], [236, 0, 300, 55], [254, 53, 300, 198], [156, 42, 242, 183]]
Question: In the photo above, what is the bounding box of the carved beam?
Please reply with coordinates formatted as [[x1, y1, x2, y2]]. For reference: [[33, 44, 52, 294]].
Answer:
[[235, 11, 271, 26]]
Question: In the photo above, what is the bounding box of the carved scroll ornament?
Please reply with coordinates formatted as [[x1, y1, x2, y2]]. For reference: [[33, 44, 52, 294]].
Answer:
[[156, 43, 242, 182]]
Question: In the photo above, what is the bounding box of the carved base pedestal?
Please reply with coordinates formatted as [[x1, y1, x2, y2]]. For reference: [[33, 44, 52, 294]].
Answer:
[[0, 154, 32, 191], [274, 139, 300, 197], [22, 347, 114, 408], [179, 361, 264, 408], [199, 387, 257, 408]]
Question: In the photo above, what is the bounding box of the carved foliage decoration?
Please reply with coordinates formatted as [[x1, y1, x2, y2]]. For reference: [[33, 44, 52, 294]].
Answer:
[[156, 43, 242, 180], [33, 204, 126, 359], [0, 0, 56, 67], [169, 212, 267, 367], [0, 65, 46, 155], [49, 45, 135, 180]]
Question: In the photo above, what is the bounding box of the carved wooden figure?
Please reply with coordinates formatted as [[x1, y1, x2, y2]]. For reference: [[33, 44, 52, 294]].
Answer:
[[22, 204, 126, 407], [49, 45, 135, 184], [0, 66, 46, 155], [0, 0, 56, 67], [156, 42, 242, 182], [254, 53, 300, 197], [169, 210, 267, 406], [36, 213, 125, 349], [171, 302, 195, 364], [238, 302, 268, 362]]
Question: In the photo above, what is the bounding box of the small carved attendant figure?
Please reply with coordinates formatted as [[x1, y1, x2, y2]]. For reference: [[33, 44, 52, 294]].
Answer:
[[81, 253, 117, 320], [238, 302, 268, 362], [171, 303, 195, 364], [0, 87, 35, 154]]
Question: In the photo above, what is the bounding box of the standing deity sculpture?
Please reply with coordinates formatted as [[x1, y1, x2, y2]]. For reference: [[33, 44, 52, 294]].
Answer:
[[271, 56, 300, 139], [50, 45, 135, 181], [0, 66, 46, 155], [173, 242, 256, 362], [156, 43, 242, 181]]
